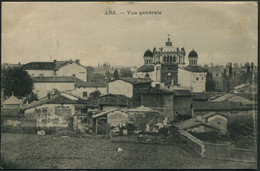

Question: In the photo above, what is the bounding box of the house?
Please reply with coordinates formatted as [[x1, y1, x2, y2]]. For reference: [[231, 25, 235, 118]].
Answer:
[[32, 76, 82, 98], [178, 50, 207, 92], [127, 106, 168, 132], [107, 77, 152, 101], [22, 59, 88, 82], [2, 94, 23, 108], [174, 112, 227, 134], [23, 91, 88, 128], [92, 109, 131, 134], [87, 94, 133, 111], [71, 81, 107, 98], [141, 86, 193, 121], [73, 113, 94, 134]]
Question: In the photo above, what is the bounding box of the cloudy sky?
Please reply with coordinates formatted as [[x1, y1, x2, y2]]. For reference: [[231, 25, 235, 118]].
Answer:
[[2, 2, 258, 66]]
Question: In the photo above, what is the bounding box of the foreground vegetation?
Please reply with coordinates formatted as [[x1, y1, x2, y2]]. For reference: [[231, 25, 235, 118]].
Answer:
[[1, 133, 256, 169]]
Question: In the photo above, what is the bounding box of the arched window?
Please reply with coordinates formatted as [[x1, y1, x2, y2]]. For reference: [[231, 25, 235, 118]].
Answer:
[[167, 56, 170, 62], [163, 56, 166, 62], [173, 56, 176, 62], [170, 56, 173, 62]]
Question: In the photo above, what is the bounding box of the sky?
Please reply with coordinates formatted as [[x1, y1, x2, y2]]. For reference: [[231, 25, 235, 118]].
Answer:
[[2, 2, 258, 67]]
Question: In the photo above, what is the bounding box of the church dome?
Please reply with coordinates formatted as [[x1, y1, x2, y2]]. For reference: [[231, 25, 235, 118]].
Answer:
[[188, 50, 198, 58], [143, 49, 153, 58]]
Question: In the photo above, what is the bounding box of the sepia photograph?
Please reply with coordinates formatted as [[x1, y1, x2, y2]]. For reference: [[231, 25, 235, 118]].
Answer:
[[1, 1, 258, 169]]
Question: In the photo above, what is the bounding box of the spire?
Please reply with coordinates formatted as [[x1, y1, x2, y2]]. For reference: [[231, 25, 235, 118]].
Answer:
[[166, 34, 172, 46]]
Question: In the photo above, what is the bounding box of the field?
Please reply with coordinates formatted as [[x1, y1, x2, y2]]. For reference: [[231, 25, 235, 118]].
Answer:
[[1, 133, 256, 169]]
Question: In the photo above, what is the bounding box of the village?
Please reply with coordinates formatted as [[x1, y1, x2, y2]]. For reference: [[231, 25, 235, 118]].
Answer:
[[1, 35, 257, 169]]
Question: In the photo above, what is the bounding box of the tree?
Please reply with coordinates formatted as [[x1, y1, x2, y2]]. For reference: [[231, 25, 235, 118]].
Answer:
[[119, 68, 133, 77], [205, 69, 216, 92], [89, 90, 101, 99], [113, 69, 119, 79], [1, 67, 33, 97]]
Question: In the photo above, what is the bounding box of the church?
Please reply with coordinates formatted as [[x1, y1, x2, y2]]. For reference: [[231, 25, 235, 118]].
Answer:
[[133, 35, 207, 92]]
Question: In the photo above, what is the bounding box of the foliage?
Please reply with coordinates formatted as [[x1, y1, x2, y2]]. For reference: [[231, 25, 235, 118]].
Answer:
[[89, 90, 101, 98], [24, 93, 39, 104], [1, 67, 33, 97], [227, 113, 254, 139], [205, 70, 216, 92], [119, 68, 133, 77], [113, 69, 119, 79]]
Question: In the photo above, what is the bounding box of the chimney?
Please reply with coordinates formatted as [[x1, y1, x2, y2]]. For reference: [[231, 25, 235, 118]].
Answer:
[[75, 59, 80, 64]]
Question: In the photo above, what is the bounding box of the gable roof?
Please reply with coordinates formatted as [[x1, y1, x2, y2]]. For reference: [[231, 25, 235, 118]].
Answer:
[[137, 65, 154, 72], [200, 112, 227, 119], [193, 101, 256, 111], [32, 76, 83, 83], [141, 87, 192, 96], [174, 117, 220, 131], [23, 91, 87, 110], [183, 65, 207, 73], [21, 60, 86, 71], [3, 95, 23, 105], [75, 81, 107, 88], [21, 62, 56, 70], [110, 77, 153, 85], [192, 92, 219, 101], [87, 93, 132, 107], [92, 109, 129, 119]]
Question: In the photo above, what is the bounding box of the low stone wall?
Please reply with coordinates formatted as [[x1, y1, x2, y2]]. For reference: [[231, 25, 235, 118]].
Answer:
[[179, 129, 256, 162], [178, 130, 205, 157]]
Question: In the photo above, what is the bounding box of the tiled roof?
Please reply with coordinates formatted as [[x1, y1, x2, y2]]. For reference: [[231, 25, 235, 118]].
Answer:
[[22, 62, 56, 70], [142, 87, 192, 96], [193, 101, 256, 111], [192, 92, 219, 101], [87, 94, 132, 107], [75, 81, 106, 88], [32, 76, 82, 83], [112, 77, 153, 84], [21, 60, 86, 71], [3, 96, 23, 105], [23, 91, 87, 110], [137, 65, 154, 72], [183, 65, 207, 73], [92, 109, 129, 119]]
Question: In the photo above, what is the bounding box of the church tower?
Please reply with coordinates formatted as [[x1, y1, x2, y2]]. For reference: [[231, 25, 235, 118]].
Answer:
[[188, 49, 198, 66]]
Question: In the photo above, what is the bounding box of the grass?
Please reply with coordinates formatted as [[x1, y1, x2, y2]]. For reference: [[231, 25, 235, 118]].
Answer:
[[1, 133, 256, 169]]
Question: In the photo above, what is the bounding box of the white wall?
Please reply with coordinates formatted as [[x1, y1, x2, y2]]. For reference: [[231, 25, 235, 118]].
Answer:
[[33, 82, 75, 98], [26, 70, 54, 77], [108, 80, 133, 98], [133, 71, 156, 81], [178, 68, 207, 92], [56, 62, 87, 82]]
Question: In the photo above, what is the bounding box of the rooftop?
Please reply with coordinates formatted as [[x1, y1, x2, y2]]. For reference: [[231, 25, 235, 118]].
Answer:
[[142, 87, 192, 96], [110, 77, 153, 85], [183, 65, 207, 73], [75, 81, 106, 88], [23, 91, 87, 110], [3, 95, 23, 105], [32, 76, 83, 83], [137, 65, 154, 72]]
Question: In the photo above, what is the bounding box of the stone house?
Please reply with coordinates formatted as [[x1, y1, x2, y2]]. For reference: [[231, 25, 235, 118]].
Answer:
[[22, 59, 88, 82], [174, 112, 227, 134], [23, 91, 88, 128], [32, 76, 82, 98], [107, 77, 152, 102], [87, 94, 133, 112], [141, 86, 193, 121]]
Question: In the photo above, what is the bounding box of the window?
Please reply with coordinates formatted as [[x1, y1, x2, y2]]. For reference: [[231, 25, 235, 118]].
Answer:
[[82, 92, 88, 97], [201, 77, 204, 80], [173, 56, 176, 62], [169, 56, 173, 62], [39, 73, 44, 77], [72, 74, 76, 77], [163, 56, 166, 62], [196, 77, 199, 81]]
